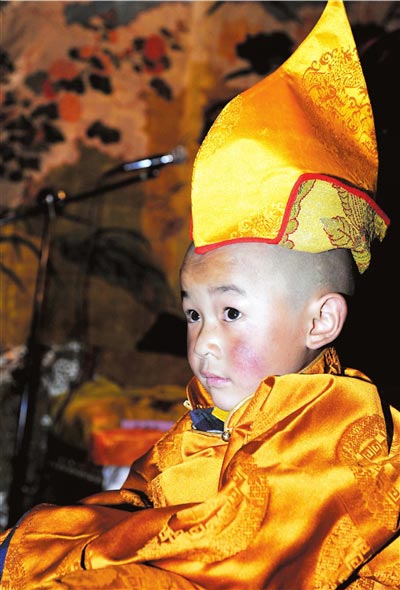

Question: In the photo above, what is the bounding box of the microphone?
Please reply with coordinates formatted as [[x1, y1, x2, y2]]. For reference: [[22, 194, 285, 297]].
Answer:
[[103, 145, 187, 177]]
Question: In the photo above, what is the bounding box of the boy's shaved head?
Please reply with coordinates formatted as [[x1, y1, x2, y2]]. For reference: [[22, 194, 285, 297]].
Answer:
[[182, 242, 356, 309], [259, 245, 357, 306]]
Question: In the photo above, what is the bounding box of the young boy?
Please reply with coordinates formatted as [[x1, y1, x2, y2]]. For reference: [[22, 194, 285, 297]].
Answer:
[[181, 242, 355, 417], [1, 1, 399, 589]]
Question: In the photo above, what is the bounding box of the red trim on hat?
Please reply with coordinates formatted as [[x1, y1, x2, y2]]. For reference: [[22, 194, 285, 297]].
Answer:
[[191, 172, 390, 254]]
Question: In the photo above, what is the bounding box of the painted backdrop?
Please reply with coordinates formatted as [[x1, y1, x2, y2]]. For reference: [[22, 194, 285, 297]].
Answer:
[[1, 0, 399, 391]]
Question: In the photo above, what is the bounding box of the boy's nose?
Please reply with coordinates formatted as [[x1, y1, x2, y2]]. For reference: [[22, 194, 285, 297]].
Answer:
[[193, 323, 220, 358]]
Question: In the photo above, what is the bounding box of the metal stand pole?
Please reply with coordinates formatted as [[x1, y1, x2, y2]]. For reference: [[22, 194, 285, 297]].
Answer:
[[7, 193, 55, 526]]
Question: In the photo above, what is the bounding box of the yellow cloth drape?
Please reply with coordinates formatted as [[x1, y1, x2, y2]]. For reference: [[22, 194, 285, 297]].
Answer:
[[1, 348, 399, 589]]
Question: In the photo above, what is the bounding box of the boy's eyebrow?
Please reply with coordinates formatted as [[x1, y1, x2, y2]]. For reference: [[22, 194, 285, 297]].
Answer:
[[181, 284, 246, 300], [212, 284, 246, 296]]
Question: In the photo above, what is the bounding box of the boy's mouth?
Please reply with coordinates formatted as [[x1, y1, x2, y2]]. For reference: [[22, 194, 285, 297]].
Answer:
[[201, 372, 230, 387]]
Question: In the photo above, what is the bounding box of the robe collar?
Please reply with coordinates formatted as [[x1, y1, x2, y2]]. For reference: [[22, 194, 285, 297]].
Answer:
[[186, 346, 343, 411]]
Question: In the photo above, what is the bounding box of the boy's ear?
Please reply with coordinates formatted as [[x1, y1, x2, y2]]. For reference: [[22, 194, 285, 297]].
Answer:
[[306, 293, 348, 350]]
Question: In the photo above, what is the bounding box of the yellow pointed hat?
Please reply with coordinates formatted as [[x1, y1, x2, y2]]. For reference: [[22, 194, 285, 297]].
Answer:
[[190, 0, 389, 272]]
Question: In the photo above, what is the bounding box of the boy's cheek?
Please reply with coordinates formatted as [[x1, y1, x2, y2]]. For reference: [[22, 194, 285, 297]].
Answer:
[[230, 340, 265, 377]]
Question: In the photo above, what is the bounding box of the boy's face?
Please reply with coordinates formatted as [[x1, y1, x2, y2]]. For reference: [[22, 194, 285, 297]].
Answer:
[[180, 242, 314, 411]]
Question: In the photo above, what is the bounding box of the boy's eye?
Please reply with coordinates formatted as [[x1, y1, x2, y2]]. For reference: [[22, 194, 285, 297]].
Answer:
[[224, 307, 241, 321], [186, 309, 200, 323]]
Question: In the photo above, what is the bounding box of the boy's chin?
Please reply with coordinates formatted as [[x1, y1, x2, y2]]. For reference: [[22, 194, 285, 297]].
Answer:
[[208, 389, 251, 412]]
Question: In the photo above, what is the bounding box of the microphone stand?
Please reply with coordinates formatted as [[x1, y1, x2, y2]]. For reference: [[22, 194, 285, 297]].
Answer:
[[5, 167, 161, 527], [0, 169, 161, 228]]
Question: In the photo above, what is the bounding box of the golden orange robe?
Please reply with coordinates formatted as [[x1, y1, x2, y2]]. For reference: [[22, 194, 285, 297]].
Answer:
[[1, 347, 399, 589]]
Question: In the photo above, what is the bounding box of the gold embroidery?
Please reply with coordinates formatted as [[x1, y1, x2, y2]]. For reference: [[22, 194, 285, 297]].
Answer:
[[280, 179, 387, 273], [362, 559, 400, 588], [154, 433, 183, 472], [280, 179, 315, 249], [137, 454, 269, 562], [302, 46, 376, 174], [230, 202, 285, 240], [321, 187, 386, 272], [337, 415, 400, 531], [314, 515, 372, 589]]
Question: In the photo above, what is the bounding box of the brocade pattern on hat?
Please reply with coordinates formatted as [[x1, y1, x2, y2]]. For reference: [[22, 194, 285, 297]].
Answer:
[[302, 45, 377, 189], [280, 178, 387, 272]]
